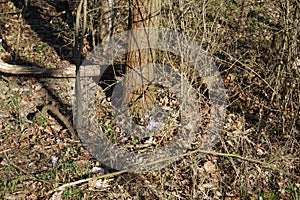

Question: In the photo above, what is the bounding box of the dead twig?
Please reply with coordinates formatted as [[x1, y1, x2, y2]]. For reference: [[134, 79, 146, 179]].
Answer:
[[0, 149, 11, 154]]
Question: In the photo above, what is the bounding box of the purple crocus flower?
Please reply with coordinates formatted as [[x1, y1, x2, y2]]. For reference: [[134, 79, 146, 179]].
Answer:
[[147, 118, 157, 130], [51, 156, 58, 165], [19, 111, 27, 118]]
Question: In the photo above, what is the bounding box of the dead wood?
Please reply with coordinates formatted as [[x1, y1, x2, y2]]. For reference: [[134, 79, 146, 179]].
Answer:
[[0, 59, 100, 78]]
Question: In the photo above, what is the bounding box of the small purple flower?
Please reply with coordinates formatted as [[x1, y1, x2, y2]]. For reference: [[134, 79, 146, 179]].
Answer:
[[147, 118, 157, 130], [263, 29, 268, 35], [171, 112, 177, 117], [19, 111, 27, 118], [165, 106, 172, 111], [198, 8, 202, 14], [51, 156, 58, 165], [145, 114, 150, 120]]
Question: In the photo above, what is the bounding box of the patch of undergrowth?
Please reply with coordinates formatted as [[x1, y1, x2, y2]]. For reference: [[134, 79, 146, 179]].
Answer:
[[0, 0, 299, 199]]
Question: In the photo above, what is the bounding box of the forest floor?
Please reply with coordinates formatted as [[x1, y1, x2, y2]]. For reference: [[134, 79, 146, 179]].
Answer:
[[0, 0, 299, 199]]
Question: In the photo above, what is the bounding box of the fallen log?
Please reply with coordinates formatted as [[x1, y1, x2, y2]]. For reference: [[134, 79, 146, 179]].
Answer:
[[0, 59, 101, 78], [0, 59, 76, 77]]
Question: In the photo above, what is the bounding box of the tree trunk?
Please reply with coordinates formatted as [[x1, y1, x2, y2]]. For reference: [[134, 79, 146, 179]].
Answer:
[[124, 0, 161, 112]]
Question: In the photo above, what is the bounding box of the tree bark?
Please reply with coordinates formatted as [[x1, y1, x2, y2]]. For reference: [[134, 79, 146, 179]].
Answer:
[[124, 0, 161, 108]]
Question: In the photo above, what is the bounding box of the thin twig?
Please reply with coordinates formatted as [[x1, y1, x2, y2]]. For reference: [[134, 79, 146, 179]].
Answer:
[[219, 49, 278, 97], [47, 170, 126, 194], [0, 149, 11, 154], [74, 0, 83, 71]]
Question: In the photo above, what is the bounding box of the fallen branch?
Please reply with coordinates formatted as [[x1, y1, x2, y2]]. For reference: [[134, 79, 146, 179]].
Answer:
[[41, 105, 78, 140], [0, 59, 76, 77], [0, 59, 101, 78]]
